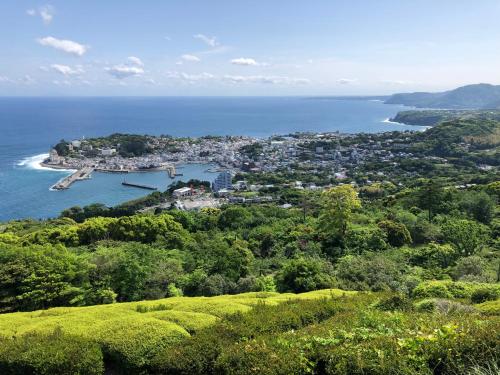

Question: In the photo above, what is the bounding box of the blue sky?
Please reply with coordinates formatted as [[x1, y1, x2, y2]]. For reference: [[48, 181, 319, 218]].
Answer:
[[1, 0, 500, 96]]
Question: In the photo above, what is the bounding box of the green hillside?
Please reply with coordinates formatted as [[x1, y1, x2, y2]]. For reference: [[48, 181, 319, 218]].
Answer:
[[0, 288, 499, 374]]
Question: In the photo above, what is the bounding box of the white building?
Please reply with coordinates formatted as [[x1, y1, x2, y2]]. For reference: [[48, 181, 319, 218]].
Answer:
[[212, 170, 232, 192], [48, 149, 62, 164], [172, 186, 193, 198], [101, 148, 116, 156]]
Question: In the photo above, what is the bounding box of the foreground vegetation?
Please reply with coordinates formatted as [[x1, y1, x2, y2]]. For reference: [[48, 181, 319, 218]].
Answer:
[[0, 290, 498, 374]]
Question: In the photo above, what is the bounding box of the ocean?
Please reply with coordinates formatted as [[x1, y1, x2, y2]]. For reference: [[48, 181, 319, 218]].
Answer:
[[0, 97, 421, 221]]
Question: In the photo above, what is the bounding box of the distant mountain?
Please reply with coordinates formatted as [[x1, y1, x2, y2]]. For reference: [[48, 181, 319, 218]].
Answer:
[[385, 83, 500, 109]]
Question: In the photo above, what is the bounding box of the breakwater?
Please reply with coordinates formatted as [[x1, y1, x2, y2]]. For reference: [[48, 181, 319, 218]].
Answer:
[[121, 181, 158, 190], [51, 167, 94, 190]]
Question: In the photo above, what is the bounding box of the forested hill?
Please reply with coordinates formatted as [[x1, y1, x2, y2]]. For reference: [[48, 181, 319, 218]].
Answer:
[[386, 83, 500, 109], [390, 109, 500, 127]]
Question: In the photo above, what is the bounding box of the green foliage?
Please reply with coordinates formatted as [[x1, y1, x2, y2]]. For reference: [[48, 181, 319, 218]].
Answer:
[[377, 219, 412, 247], [470, 287, 500, 304], [459, 191, 496, 224], [318, 185, 361, 239], [413, 280, 500, 301], [375, 293, 413, 311], [218, 206, 253, 230], [408, 242, 456, 269], [276, 257, 335, 293], [0, 244, 92, 312], [441, 218, 489, 257], [90, 242, 184, 301], [0, 329, 104, 375], [335, 254, 403, 292]]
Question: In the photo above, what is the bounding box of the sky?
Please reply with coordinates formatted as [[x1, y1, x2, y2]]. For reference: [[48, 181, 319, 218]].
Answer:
[[1, 0, 500, 96]]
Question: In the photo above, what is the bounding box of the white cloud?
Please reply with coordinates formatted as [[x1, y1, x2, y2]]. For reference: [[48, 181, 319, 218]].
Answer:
[[21, 75, 36, 85], [27, 5, 55, 24], [52, 79, 71, 86], [181, 54, 201, 62], [164, 36, 171, 41], [194, 34, 218, 47], [51, 64, 85, 76], [40, 5, 55, 24], [106, 64, 144, 79], [0, 76, 12, 83], [127, 56, 144, 66], [37, 36, 88, 56], [231, 58, 259, 66], [223, 75, 310, 85], [337, 78, 357, 85], [167, 71, 214, 83], [380, 80, 414, 85]]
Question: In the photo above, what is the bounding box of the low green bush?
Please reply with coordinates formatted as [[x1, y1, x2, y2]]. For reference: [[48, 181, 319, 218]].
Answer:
[[149, 297, 342, 374], [374, 293, 413, 311], [471, 287, 500, 304], [0, 329, 103, 375], [413, 280, 500, 301]]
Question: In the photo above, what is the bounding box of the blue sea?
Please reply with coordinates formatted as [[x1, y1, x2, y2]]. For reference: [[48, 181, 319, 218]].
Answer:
[[0, 97, 421, 221]]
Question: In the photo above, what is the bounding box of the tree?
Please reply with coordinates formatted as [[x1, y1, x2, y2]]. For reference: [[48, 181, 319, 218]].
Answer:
[[409, 242, 456, 269], [452, 256, 488, 281], [459, 191, 495, 224], [441, 219, 488, 257], [276, 257, 334, 293], [0, 244, 92, 312], [218, 206, 252, 230], [108, 214, 188, 248], [417, 180, 444, 221], [90, 243, 184, 302], [318, 185, 361, 239], [377, 220, 412, 247]]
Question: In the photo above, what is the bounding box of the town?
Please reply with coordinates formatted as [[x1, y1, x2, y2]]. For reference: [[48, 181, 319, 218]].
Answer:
[[41, 126, 495, 211]]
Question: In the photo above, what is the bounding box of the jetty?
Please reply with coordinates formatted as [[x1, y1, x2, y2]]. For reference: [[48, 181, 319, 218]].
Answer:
[[165, 165, 176, 178], [51, 167, 93, 190], [121, 181, 158, 190]]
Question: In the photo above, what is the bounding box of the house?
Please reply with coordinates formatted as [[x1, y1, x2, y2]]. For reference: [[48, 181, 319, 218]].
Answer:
[[101, 148, 116, 156], [172, 186, 193, 198]]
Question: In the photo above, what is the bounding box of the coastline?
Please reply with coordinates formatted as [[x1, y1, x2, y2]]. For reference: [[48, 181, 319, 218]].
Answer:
[[382, 117, 431, 130]]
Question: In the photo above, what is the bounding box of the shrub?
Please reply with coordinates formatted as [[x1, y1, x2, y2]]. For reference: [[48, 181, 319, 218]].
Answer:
[[0, 330, 103, 375], [413, 281, 452, 298], [471, 288, 500, 304], [452, 256, 488, 281], [414, 298, 477, 315], [413, 280, 500, 301], [375, 293, 413, 311], [335, 254, 403, 292]]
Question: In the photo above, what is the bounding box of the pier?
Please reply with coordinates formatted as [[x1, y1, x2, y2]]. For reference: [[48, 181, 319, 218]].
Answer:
[[51, 167, 93, 190], [164, 165, 176, 178], [121, 181, 158, 190]]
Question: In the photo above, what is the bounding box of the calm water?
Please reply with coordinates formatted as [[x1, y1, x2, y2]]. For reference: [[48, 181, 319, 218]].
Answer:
[[0, 97, 420, 220]]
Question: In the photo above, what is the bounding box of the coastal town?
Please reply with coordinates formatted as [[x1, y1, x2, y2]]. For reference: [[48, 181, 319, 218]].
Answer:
[[41, 126, 495, 212], [43, 131, 420, 178]]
